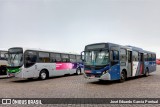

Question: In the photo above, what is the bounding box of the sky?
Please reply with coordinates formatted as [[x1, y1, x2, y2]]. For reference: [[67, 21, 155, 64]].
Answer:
[[0, 0, 160, 58]]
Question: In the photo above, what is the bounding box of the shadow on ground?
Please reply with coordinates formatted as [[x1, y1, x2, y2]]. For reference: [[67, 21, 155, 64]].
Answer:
[[0, 76, 13, 79], [11, 74, 82, 83], [88, 75, 152, 85]]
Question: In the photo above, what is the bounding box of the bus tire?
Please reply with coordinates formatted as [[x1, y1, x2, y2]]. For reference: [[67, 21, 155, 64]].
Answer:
[[119, 71, 126, 83], [39, 70, 47, 80], [144, 68, 149, 77], [76, 68, 81, 75]]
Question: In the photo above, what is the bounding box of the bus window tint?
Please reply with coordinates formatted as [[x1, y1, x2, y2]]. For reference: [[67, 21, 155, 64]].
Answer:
[[5, 53, 8, 60], [113, 51, 119, 60], [76, 55, 82, 62], [0, 51, 8, 60], [110, 50, 119, 66], [50, 53, 61, 62], [39, 52, 50, 63], [25, 51, 37, 68], [120, 49, 127, 61], [132, 51, 138, 61], [69, 55, 76, 62], [139, 53, 143, 62], [152, 54, 156, 61], [148, 54, 152, 61], [61, 54, 69, 62], [144, 53, 148, 61]]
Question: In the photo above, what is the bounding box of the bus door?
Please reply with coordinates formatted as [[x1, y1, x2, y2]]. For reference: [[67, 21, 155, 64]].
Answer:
[[127, 51, 132, 77], [139, 53, 144, 75]]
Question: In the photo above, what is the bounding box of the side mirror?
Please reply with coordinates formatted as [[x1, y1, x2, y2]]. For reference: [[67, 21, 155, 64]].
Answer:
[[81, 51, 85, 61]]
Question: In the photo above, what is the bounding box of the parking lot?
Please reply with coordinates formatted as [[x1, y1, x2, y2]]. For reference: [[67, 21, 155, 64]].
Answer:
[[0, 66, 160, 107]]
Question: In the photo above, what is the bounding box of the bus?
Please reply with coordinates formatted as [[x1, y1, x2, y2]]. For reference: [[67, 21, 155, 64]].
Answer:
[[81, 42, 156, 82], [7, 47, 83, 80], [156, 59, 160, 65], [0, 50, 8, 76]]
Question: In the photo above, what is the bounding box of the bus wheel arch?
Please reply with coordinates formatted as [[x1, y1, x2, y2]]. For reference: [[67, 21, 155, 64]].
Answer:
[[76, 67, 81, 75], [39, 69, 49, 80], [144, 67, 149, 77], [119, 69, 127, 83]]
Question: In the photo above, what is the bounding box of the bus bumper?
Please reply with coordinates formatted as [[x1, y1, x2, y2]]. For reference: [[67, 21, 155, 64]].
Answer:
[[84, 73, 111, 80], [14, 71, 24, 78], [100, 73, 111, 80]]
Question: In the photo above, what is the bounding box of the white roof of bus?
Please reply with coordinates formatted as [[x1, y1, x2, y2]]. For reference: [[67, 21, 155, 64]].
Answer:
[[0, 50, 8, 52], [9, 47, 80, 55]]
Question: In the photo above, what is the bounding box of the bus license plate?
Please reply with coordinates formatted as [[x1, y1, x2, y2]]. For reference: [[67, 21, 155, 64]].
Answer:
[[90, 75, 95, 78]]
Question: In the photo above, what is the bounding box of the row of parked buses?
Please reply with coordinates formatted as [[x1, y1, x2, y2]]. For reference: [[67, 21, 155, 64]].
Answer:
[[0, 42, 157, 82]]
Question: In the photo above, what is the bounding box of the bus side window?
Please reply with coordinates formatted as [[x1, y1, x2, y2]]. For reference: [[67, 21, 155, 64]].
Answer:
[[50, 53, 61, 62], [148, 54, 152, 61], [61, 54, 69, 62], [110, 50, 119, 66], [128, 51, 132, 63], [120, 49, 127, 61], [76, 55, 82, 62], [0, 52, 8, 60], [39, 52, 50, 63], [69, 55, 76, 63], [144, 54, 148, 61], [139, 53, 143, 62], [132, 51, 138, 62], [152, 54, 156, 61], [25, 51, 37, 68]]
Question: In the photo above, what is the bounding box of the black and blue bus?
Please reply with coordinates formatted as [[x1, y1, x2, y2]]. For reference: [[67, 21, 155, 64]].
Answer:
[[81, 42, 156, 82]]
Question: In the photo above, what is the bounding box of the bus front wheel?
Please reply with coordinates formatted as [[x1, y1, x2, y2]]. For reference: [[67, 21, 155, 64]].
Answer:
[[119, 71, 126, 83], [39, 70, 47, 80]]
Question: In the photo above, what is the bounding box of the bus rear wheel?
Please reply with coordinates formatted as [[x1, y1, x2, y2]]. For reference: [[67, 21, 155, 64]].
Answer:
[[119, 71, 126, 83], [144, 68, 149, 77], [39, 70, 47, 80], [76, 68, 81, 75]]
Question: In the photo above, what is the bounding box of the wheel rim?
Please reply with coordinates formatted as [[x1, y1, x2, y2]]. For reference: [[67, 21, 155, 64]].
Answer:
[[121, 72, 125, 81], [77, 70, 80, 75], [41, 72, 46, 79], [146, 71, 149, 76]]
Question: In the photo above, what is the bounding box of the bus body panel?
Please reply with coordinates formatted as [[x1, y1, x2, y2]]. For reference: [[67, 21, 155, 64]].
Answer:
[[109, 64, 120, 80], [14, 62, 79, 79]]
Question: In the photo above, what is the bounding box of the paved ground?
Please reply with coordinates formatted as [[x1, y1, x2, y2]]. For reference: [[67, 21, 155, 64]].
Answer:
[[0, 66, 160, 107]]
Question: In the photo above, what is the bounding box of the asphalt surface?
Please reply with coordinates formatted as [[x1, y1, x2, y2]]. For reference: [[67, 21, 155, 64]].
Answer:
[[0, 66, 160, 107]]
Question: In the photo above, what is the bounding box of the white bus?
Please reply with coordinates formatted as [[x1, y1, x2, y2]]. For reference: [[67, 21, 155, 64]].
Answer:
[[0, 50, 8, 76], [7, 47, 83, 80]]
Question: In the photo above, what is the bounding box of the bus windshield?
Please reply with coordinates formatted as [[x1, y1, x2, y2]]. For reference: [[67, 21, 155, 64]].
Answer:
[[84, 50, 109, 66], [8, 48, 23, 67]]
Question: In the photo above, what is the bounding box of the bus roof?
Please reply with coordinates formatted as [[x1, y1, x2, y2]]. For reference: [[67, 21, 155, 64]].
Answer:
[[85, 42, 122, 50], [9, 47, 80, 55], [84, 42, 156, 54], [143, 50, 156, 54], [0, 50, 8, 52]]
